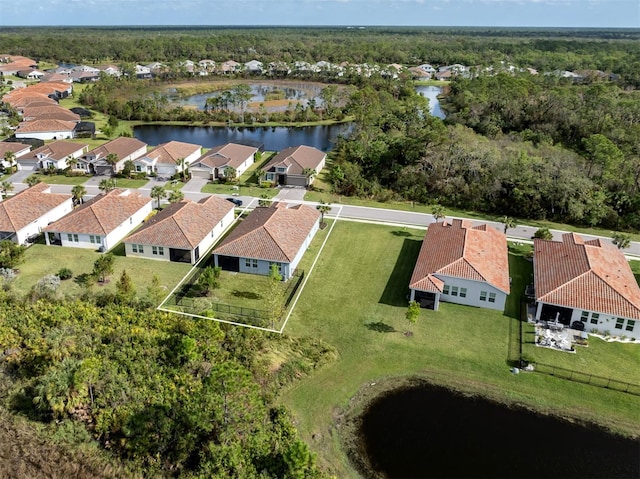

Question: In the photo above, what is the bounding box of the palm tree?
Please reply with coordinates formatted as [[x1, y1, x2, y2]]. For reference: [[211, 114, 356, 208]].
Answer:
[[168, 190, 184, 204], [3, 151, 16, 173], [98, 178, 116, 192], [432, 204, 445, 223], [150, 185, 167, 209], [303, 168, 316, 186], [26, 175, 41, 187], [502, 216, 516, 235], [316, 200, 331, 226], [71, 184, 86, 205], [0, 180, 13, 198], [175, 157, 188, 182], [612, 232, 631, 250], [105, 153, 119, 174]]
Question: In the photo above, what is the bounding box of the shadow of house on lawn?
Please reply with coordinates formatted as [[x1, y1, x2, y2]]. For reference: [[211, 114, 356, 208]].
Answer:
[[378, 237, 422, 307]]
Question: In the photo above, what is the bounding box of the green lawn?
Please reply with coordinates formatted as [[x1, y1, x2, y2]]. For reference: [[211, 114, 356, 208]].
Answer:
[[12, 242, 191, 301], [303, 188, 639, 241], [279, 221, 640, 478], [28, 174, 89, 186], [111, 178, 148, 189]]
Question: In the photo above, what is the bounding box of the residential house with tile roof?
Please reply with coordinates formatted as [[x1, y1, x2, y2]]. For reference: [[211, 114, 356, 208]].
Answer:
[[15, 119, 78, 141], [0, 142, 32, 165], [190, 143, 258, 181], [124, 195, 234, 264], [44, 189, 153, 251], [81, 137, 148, 175], [24, 140, 89, 170], [213, 202, 320, 280], [533, 233, 640, 339], [21, 105, 81, 123], [0, 182, 73, 245], [133, 140, 202, 177], [261, 145, 326, 187], [409, 219, 510, 311]]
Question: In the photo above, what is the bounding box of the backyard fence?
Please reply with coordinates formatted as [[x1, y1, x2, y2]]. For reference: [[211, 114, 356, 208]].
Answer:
[[165, 269, 305, 331], [514, 295, 640, 396], [528, 362, 640, 396]]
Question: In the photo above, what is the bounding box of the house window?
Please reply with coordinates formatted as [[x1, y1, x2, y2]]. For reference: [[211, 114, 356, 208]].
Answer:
[[442, 285, 450, 295], [89, 235, 101, 244], [459, 288, 467, 298], [488, 292, 496, 303], [590, 313, 600, 325], [479, 291, 487, 301], [269, 262, 283, 275], [245, 258, 258, 269], [135, 165, 142, 172], [615, 318, 625, 330], [626, 320, 636, 332], [581, 311, 589, 321], [132, 244, 144, 253], [451, 286, 459, 297], [152, 246, 160, 255], [276, 166, 287, 173], [158, 246, 164, 255], [67, 233, 79, 242]]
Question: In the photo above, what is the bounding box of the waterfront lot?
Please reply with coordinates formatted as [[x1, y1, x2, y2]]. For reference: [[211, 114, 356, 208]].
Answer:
[[279, 221, 640, 478]]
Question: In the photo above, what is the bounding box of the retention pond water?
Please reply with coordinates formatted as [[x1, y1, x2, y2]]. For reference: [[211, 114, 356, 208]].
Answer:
[[350, 382, 639, 478]]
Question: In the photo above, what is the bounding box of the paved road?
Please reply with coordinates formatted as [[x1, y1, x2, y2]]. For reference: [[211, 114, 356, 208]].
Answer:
[[11, 176, 640, 258]]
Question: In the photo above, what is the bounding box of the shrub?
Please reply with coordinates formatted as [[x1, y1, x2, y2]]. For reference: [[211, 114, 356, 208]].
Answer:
[[57, 268, 73, 280]]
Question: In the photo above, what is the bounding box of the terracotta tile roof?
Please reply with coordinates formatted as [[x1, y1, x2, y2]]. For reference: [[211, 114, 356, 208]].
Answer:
[[87, 137, 147, 162], [262, 145, 326, 175], [409, 219, 510, 294], [15, 119, 77, 134], [534, 233, 640, 319], [22, 106, 80, 122], [194, 143, 258, 170], [213, 202, 320, 262], [147, 141, 201, 165], [0, 141, 31, 158], [125, 195, 233, 249], [3, 92, 56, 108], [28, 140, 88, 161], [44, 189, 152, 236], [0, 183, 71, 233]]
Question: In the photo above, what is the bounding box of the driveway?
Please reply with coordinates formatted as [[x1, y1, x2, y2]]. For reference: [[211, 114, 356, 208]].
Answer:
[[7, 167, 35, 185], [182, 177, 208, 193], [274, 187, 307, 201]]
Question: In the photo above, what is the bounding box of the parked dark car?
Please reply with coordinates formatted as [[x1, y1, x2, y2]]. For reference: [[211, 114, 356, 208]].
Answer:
[[226, 197, 243, 207]]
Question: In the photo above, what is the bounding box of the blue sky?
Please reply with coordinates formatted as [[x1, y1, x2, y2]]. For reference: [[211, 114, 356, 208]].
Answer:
[[3, 0, 639, 28]]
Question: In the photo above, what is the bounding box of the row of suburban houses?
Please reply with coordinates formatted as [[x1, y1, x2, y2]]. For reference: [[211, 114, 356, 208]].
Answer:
[[0, 179, 318, 282], [408, 219, 640, 340], [0, 135, 326, 185]]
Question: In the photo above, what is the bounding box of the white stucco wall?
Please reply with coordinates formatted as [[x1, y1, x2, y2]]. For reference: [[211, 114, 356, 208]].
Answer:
[[432, 275, 507, 311], [16, 130, 74, 141], [15, 198, 74, 244], [124, 208, 234, 264], [54, 201, 152, 250], [535, 303, 640, 340]]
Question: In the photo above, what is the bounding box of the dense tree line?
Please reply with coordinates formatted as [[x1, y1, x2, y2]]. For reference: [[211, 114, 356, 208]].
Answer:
[[2, 27, 640, 86], [0, 293, 333, 478], [331, 74, 640, 230]]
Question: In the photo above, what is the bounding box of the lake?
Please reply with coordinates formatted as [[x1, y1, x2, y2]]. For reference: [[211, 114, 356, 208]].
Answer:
[[133, 124, 353, 151], [416, 85, 446, 119], [352, 383, 639, 478]]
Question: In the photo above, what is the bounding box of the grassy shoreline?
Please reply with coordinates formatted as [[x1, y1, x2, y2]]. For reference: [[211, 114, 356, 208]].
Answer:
[[279, 221, 640, 478]]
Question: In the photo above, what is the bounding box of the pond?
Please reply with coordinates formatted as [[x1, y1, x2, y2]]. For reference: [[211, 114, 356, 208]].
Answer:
[[133, 123, 353, 151], [168, 82, 326, 112], [351, 383, 639, 478], [416, 85, 446, 119]]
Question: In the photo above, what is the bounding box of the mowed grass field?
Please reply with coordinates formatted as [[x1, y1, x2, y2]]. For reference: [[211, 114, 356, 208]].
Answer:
[[12, 242, 191, 300], [279, 221, 640, 478]]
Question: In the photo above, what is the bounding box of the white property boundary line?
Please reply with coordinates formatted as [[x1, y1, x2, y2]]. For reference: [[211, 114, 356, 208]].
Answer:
[[278, 205, 343, 333], [157, 202, 343, 334]]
